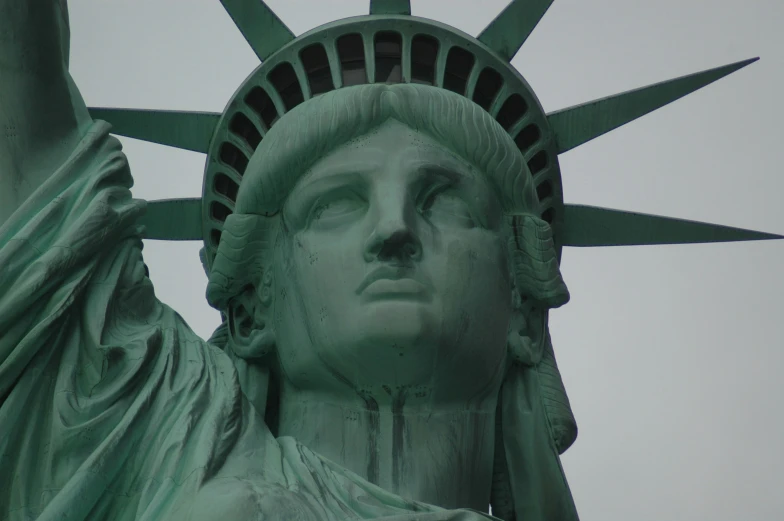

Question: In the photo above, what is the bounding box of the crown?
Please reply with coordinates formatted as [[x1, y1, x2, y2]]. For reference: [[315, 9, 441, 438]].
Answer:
[[88, 0, 781, 266]]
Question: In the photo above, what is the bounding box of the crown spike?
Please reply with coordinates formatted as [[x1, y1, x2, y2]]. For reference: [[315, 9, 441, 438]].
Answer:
[[369, 0, 411, 15], [477, 0, 554, 61], [561, 204, 783, 247], [548, 58, 759, 155], [88, 108, 220, 153], [140, 198, 203, 241], [220, 0, 295, 61]]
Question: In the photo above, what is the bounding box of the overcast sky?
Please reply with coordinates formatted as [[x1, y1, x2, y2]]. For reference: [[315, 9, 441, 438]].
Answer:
[[68, 1, 784, 519]]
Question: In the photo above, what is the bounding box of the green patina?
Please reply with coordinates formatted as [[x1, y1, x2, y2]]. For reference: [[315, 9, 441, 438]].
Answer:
[[0, 1, 778, 521]]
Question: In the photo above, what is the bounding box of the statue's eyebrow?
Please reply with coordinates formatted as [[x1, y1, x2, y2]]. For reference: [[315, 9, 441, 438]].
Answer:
[[292, 170, 367, 197], [412, 162, 476, 189]]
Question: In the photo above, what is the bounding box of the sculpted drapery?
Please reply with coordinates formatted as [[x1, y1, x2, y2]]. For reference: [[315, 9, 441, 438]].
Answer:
[[0, 121, 498, 520], [0, 2, 581, 520]]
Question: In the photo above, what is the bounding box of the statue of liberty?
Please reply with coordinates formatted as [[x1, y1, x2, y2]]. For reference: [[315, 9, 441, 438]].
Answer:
[[0, 1, 779, 520]]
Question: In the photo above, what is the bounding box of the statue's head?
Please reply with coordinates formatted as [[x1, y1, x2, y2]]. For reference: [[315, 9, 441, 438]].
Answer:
[[205, 82, 578, 520], [207, 83, 569, 406]]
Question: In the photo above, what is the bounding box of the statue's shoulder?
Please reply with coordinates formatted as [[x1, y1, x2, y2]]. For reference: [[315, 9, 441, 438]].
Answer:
[[186, 476, 321, 521]]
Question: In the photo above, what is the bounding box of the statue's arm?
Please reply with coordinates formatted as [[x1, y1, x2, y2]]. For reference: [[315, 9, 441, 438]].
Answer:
[[0, 0, 92, 226]]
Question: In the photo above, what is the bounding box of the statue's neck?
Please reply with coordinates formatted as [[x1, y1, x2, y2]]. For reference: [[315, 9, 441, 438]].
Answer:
[[275, 384, 498, 511]]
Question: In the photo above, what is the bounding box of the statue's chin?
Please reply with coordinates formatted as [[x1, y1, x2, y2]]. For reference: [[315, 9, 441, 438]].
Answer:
[[277, 297, 506, 402], [306, 301, 447, 392], [357, 298, 437, 339]]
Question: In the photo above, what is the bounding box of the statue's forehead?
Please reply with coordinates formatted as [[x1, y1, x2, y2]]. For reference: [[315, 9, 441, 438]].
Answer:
[[295, 120, 482, 188]]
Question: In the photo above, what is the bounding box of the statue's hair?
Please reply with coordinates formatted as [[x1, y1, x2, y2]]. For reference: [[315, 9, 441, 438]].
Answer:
[[234, 83, 539, 216]]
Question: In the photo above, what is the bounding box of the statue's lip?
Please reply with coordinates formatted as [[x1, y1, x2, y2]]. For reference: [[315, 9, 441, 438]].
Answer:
[[356, 265, 428, 295]]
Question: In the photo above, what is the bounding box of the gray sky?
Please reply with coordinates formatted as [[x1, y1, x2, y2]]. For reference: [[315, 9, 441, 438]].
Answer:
[[68, 1, 784, 519]]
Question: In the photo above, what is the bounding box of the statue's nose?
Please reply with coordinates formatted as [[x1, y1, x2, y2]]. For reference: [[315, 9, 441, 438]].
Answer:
[[363, 205, 423, 263]]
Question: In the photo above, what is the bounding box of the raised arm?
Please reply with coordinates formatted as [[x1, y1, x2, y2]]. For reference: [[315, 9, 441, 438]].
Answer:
[[0, 0, 91, 225]]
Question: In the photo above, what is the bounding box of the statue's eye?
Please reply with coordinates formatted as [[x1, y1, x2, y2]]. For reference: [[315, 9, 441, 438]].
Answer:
[[308, 192, 364, 227], [419, 184, 475, 227]]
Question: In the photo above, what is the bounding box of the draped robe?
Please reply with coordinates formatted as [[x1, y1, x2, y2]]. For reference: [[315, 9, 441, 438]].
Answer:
[[0, 121, 497, 521]]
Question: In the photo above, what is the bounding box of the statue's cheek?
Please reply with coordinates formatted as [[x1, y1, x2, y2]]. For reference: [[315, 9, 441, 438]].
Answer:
[[442, 232, 509, 286]]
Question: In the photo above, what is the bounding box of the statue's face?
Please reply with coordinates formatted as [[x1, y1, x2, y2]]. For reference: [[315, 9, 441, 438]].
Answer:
[[272, 120, 512, 405]]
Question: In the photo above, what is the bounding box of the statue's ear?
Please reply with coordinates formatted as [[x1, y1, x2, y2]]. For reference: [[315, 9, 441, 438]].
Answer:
[[226, 283, 275, 360], [224, 281, 276, 421], [506, 293, 547, 366]]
